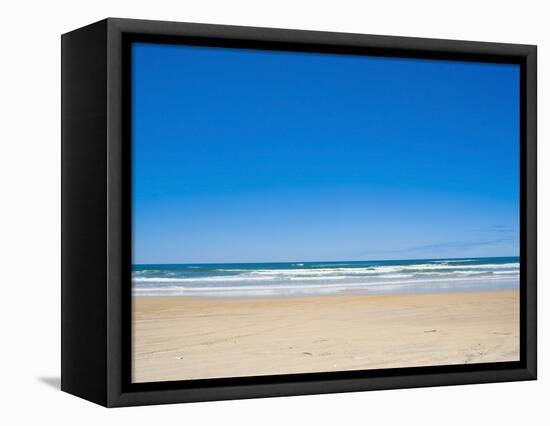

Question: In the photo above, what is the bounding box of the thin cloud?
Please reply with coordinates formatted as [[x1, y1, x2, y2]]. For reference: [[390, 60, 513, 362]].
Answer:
[[357, 237, 516, 257], [398, 237, 515, 253], [472, 225, 518, 234]]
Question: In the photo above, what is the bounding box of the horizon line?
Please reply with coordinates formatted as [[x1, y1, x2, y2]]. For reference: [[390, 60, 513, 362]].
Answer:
[[132, 254, 520, 267]]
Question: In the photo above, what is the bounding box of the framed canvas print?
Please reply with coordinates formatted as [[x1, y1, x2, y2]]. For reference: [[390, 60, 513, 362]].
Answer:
[[61, 18, 537, 407]]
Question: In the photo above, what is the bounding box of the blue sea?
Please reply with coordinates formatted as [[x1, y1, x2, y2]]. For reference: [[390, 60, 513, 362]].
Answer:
[[132, 256, 519, 298]]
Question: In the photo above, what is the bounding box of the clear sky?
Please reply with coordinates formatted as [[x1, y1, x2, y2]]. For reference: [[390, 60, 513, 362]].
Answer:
[[132, 42, 520, 264]]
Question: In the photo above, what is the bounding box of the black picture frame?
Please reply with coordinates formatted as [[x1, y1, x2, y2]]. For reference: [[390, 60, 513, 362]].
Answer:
[[61, 17, 537, 407]]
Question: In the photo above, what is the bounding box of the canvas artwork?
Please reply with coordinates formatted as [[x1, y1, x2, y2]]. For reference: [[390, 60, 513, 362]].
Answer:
[[130, 42, 519, 383]]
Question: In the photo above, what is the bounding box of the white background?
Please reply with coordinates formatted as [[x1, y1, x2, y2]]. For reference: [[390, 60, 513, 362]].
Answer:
[[0, 0, 546, 424]]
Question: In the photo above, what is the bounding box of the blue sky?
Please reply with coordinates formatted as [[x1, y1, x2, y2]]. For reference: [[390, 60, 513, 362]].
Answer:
[[132, 42, 519, 264]]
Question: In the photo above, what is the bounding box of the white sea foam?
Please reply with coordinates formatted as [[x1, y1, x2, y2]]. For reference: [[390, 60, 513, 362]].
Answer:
[[133, 264, 519, 283], [132, 274, 519, 297], [132, 259, 520, 297]]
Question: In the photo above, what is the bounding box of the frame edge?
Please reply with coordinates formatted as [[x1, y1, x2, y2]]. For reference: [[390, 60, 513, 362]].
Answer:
[[61, 19, 110, 407]]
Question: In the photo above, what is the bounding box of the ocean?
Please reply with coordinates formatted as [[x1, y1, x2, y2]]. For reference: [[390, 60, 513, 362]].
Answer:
[[132, 256, 519, 298]]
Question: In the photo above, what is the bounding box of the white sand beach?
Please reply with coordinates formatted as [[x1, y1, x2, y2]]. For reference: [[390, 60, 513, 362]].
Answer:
[[132, 289, 519, 383]]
